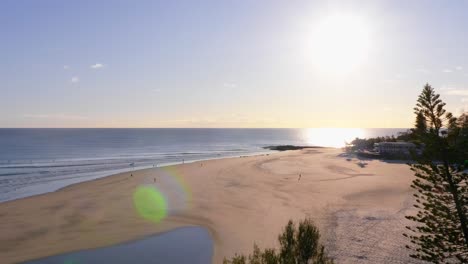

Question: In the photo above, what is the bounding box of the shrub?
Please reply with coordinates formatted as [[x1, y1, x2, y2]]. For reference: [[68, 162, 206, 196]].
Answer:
[[223, 218, 334, 264]]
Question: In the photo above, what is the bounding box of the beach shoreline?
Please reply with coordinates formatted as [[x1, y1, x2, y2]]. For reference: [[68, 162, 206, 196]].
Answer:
[[0, 149, 276, 204], [0, 148, 417, 263]]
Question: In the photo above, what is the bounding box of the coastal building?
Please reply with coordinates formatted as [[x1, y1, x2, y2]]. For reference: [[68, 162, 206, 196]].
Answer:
[[374, 142, 416, 155]]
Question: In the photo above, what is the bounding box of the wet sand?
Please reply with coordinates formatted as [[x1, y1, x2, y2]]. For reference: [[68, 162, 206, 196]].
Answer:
[[0, 148, 417, 263]]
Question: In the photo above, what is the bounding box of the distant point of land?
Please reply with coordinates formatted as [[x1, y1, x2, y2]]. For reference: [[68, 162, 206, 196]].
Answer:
[[263, 145, 324, 151]]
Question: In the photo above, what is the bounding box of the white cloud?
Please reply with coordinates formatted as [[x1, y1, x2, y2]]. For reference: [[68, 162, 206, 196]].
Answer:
[[71, 76, 79, 83], [152, 88, 161, 92], [441, 85, 455, 91], [90, 63, 104, 69], [223, 82, 237, 88], [443, 69, 452, 73], [157, 115, 277, 126], [382, 73, 405, 83], [416, 68, 429, 74], [456, 66, 463, 71], [63, 65, 69, 70], [461, 98, 468, 103], [445, 89, 468, 96], [22, 113, 88, 120]]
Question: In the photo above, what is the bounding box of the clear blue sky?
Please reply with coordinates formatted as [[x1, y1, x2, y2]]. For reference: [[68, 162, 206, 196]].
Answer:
[[2, 0, 468, 128]]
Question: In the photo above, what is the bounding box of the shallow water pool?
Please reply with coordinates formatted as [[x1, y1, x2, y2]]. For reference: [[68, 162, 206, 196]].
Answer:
[[23, 227, 213, 264]]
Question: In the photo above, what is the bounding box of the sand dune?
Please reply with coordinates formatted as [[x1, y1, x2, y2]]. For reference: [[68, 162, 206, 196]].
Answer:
[[0, 148, 419, 263]]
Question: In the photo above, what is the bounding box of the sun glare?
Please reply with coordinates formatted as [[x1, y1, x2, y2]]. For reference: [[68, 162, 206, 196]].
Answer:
[[310, 14, 371, 74], [305, 128, 365, 148]]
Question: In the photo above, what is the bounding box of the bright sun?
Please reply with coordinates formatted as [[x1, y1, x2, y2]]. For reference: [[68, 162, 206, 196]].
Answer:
[[310, 14, 371, 74]]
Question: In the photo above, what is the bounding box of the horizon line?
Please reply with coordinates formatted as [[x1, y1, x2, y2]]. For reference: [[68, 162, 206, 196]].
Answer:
[[0, 127, 410, 129]]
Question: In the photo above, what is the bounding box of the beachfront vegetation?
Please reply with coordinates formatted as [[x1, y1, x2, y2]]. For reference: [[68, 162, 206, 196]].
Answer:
[[223, 218, 334, 264], [346, 135, 396, 151], [345, 133, 415, 159], [345, 131, 416, 153], [403, 84, 468, 263]]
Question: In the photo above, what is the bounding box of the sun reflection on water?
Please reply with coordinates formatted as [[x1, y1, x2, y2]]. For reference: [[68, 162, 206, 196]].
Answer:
[[304, 128, 365, 148]]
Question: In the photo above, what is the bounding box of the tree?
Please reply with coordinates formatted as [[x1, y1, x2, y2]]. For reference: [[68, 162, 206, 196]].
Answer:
[[413, 84, 456, 135], [412, 111, 428, 139], [448, 112, 468, 165], [224, 218, 334, 264], [404, 84, 468, 263]]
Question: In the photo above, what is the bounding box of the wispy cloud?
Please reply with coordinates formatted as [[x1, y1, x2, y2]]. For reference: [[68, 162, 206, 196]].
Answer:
[[90, 63, 104, 69], [456, 66, 463, 71], [223, 82, 237, 88], [152, 88, 161, 92], [445, 89, 468, 96], [441, 86, 454, 91], [416, 68, 429, 74], [71, 76, 79, 83], [157, 115, 277, 126], [22, 113, 88, 120], [383, 74, 403, 83], [442, 69, 452, 73], [63, 65, 69, 70]]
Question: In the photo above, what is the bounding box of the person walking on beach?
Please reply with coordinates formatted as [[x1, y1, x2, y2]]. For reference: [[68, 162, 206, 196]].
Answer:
[[298, 173, 301, 181]]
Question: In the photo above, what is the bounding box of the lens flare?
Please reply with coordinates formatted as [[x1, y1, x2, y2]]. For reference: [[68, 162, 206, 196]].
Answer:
[[133, 186, 168, 223], [133, 165, 192, 223], [161, 166, 192, 210]]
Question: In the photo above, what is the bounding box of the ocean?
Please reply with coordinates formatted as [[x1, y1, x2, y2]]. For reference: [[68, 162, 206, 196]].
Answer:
[[0, 128, 406, 202]]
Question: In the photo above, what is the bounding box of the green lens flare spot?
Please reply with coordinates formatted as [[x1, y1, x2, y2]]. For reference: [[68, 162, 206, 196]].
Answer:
[[133, 186, 168, 223]]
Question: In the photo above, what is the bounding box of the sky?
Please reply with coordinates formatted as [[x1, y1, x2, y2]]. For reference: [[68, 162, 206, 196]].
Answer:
[[1, 0, 468, 128]]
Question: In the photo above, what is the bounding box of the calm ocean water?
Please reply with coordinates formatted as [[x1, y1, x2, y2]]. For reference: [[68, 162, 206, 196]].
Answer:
[[0, 128, 405, 202]]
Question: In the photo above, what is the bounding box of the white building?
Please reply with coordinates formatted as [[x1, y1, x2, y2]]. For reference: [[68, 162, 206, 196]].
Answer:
[[374, 142, 416, 155]]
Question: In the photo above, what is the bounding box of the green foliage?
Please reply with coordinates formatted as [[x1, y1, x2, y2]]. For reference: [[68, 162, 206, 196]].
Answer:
[[345, 132, 417, 160], [404, 84, 468, 263], [412, 111, 428, 138], [279, 220, 296, 264], [224, 218, 334, 264], [262, 248, 280, 264], [225, 254, 247, 264], [405, 163, 468, 262], [296, 219, 320, 264], [346, 131, 418, 153], [346, 136, 395, 152], [448, 113, 468, 165], [413, 83, 457, 135]]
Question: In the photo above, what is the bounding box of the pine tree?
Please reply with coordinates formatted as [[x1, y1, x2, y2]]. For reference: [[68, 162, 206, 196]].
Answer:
[[404, 84, 468, 263], [448, 112, 468, 165], [412, 111, 427, 139]]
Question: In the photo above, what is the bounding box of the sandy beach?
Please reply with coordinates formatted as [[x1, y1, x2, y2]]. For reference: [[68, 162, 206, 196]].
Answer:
[[0, 148, 418, 263]]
